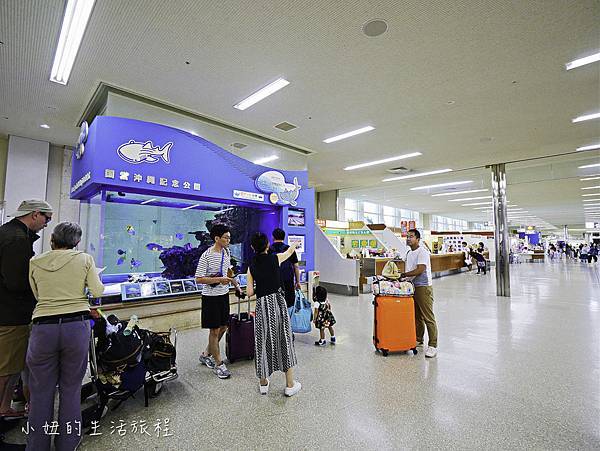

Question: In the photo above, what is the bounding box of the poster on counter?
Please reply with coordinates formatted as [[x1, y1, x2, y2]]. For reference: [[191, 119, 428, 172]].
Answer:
[[288, 235, 305, 253], [369, 239, 377, 248], [360, 239, 369, 247]]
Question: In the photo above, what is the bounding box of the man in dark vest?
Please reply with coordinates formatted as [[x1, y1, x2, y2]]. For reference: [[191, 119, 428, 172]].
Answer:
[[0, 200, 53, 421]]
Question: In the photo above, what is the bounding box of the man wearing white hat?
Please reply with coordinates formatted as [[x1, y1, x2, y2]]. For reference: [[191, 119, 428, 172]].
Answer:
[[0, 200, 52, 419]]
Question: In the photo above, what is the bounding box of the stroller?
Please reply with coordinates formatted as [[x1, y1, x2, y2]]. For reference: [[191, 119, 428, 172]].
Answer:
[[81, 311, 178, 428]]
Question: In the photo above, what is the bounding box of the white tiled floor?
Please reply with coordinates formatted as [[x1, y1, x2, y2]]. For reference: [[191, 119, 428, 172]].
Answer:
[[4, 259, 600, 449]]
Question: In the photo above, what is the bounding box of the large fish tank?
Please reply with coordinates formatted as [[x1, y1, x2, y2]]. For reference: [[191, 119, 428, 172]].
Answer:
[[79, 190, 280, 283]]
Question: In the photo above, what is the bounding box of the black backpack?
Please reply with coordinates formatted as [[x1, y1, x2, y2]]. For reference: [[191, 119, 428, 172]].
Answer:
[[141, 330, 176, 373], [97, 323, 144, 372]]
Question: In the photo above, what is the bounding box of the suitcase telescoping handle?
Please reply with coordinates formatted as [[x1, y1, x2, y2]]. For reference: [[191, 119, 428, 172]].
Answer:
[[236, 291, 251, 320]]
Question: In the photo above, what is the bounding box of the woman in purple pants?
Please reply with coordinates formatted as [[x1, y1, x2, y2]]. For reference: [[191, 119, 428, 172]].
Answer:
[[26, 222, 104, 451]]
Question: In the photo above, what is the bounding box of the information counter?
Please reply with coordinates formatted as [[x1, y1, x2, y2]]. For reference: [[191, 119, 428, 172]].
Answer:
[[359, 252, 471, 291]]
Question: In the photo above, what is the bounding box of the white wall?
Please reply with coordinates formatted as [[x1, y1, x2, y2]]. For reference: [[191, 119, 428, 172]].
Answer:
[[5, 136, 49, 253]]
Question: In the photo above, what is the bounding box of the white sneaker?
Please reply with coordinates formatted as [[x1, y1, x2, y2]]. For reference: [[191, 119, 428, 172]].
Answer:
[[425, 346, 438, 358], [259, 380, 270, 395], [284, 381, 302, 397]]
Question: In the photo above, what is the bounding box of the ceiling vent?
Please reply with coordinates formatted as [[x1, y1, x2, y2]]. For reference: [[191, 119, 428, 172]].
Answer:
[[231, 142, 247, 150], [386, 166, 411, 174], [274, 121, 297, 132]]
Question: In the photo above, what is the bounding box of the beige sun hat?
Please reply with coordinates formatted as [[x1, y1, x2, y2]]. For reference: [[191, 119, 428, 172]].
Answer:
[[9, 199, 54, 218]]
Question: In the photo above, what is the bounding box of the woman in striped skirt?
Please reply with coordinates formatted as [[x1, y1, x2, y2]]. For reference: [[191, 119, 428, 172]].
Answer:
[[246, 232, 301, 397]]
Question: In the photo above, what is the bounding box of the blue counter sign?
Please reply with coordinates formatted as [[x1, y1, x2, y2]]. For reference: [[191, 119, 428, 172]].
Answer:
[[255, 170, 301, 206]]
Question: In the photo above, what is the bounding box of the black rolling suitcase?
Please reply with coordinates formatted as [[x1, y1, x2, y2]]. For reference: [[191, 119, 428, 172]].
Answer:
[[225, 294, 255, 363]]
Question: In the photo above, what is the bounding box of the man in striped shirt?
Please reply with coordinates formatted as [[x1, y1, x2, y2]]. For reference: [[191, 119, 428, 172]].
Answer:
[[196, 224, 241, 379]]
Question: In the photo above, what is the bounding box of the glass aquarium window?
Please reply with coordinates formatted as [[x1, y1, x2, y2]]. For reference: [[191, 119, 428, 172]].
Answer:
[[97, 191, 277, 278]]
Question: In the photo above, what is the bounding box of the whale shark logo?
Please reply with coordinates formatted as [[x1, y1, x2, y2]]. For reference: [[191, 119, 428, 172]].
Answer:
[[255, 171, 302, 206], [117, 140, 173, 164]]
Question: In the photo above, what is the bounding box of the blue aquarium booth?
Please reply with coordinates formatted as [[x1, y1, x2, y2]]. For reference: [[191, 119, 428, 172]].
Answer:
[[70, 116, 314, 329]]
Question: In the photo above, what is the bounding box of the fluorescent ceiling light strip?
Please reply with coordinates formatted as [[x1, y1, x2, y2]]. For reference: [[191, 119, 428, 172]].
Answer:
[[233, 78, 290, 110], [566, 52, 600, 70], [409, 180, 471, 190], [461, 201, 492, 206], [431, 189, 488, 197], [324, 126, 375, 144], [581, 176, 600, 181], [181, 204, 201, 211], [253, 155, 279, 165], [572, 112, 600, 123], [582, 193, 600, 197], [583, 198, 600, 201], [579, 163, 600, 169], [576, 143, 600, 151], [583, 203, 600, 207], [140, 198, 157, 205], [50, 0, 96, 85], [473, 206, 492, 210], [344, 152, 422, 170], [581, 185, 600, 190], [383, 168, 453, 182], [448, 196, 491, 202]]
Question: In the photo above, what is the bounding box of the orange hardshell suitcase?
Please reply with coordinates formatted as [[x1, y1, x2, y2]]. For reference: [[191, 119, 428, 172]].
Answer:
[[373, 295, 418, 356]]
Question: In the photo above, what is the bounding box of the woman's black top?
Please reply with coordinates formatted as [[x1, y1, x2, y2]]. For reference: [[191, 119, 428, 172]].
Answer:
[[249, 253, 281, 299]]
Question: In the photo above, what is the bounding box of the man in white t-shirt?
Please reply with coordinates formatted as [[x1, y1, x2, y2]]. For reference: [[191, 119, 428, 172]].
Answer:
[[400, 228, 438, 358]]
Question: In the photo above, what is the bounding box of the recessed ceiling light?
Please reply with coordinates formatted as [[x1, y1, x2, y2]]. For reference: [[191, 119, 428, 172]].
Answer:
[[50, 0, 96, 85], [572, 112, 600, 123], [576, 143, 600, 152], [324, 126, 375, 144], [581, 185, 600, 190], [383, 169, 453, 182], [409, 180, 471, 191], [565, 52, 600, 70], [362, 19, 388, 37], [579, 163, 600, 169], [140, 198, 157, 205], [431, 189, 488, 197], [253, 155, 279, 165], [344, 152, 422, 171], [233, 78, 290, 111], [40, 124, 50, 129], [448, 196, 492, 202]]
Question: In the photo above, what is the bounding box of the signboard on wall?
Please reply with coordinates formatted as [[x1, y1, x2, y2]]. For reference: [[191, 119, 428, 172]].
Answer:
[[400, 221, 408, 237]]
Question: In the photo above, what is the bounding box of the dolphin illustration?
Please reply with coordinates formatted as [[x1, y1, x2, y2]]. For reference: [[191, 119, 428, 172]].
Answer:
[[117, 140, 173, 164]]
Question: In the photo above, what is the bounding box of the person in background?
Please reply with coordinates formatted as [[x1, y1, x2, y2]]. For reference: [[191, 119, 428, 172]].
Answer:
[[26, 222, 104, 451], [478, 242, 485, 253], [400, 229, 438, 358], [580, 243, 590, 263], [196, 224, 242, 380], [269, 228, 301, 310], [246, 233, 301, 396], [313, 286, 337, 346], [0, 200, 53, 423], [588, 244, 598, 263], [470, 249, 487, 275], [462, 242, 472, 272]]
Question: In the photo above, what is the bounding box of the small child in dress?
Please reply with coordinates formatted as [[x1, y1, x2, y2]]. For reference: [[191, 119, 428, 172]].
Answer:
[[313, 286, 337, 346]]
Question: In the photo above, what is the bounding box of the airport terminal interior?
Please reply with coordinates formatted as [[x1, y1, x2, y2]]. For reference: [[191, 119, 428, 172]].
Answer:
[[0, 1, 599, 449]]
